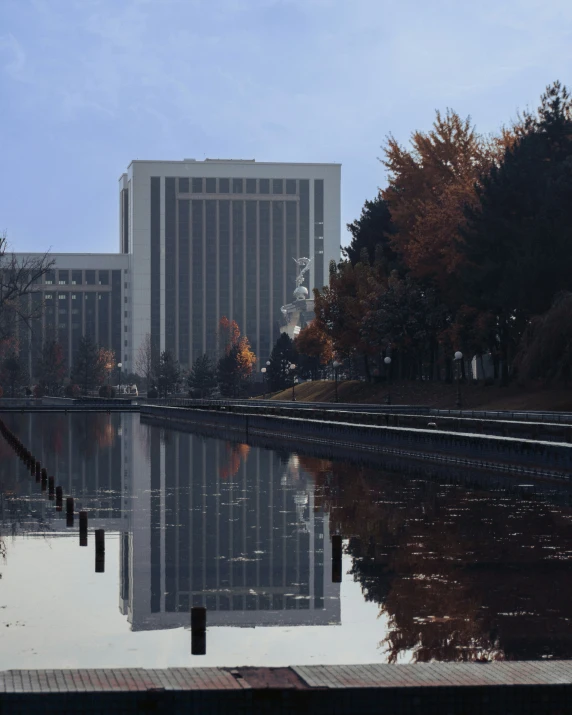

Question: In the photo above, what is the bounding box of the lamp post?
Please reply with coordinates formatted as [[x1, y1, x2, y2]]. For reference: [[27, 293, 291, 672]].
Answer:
[[290, 363, 297, 402], [454, 351, 463, 409], [333, 360, 341, 403], [117, 362, 122, 396], [261, 367, 267, 399], [384, 356, 392, 405]]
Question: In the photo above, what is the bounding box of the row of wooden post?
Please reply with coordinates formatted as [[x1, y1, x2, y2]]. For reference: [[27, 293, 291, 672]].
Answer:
[[0, 418, 105, 573]]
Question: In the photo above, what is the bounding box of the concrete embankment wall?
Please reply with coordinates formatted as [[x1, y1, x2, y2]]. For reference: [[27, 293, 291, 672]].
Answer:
[[141, 405, 572, 481]]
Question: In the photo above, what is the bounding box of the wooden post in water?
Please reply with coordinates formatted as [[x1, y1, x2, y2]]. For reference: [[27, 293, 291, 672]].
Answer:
[[95, 529, 105, 572], [41, 470, 47, 491], [48, 476, 55, 499], [332, 534, 342, 583], [191, 606, 207, 655], [55, 486, 63, 511], [79, 511, 88, 546], [66, 497, 74, 527]]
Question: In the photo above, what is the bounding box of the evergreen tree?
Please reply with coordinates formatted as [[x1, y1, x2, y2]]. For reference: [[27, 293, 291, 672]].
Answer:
[[157, 350, 181, 397], [461, 81, 572, 383], [344, 192, 399, 273], [267, 333, 299, 392], [37, 340, 66, 395], [71, 336, 102, 394], [188, 354, 217, 397], [217, 345, 241, 397]]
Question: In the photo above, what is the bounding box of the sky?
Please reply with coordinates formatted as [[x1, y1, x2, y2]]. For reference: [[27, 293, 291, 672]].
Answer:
[[0, 0, 571, 254]]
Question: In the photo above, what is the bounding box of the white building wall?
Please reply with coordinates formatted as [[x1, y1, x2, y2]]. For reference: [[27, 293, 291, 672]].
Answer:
[[124, 159, 341, 368]]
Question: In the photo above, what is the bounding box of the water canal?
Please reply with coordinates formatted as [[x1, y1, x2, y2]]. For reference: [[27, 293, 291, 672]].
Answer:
[[1, 412, 572, 669]]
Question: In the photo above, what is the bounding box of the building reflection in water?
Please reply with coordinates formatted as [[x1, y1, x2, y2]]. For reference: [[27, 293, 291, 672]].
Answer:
[[124, 418, 339, 630], [0, 413, 340, 632]]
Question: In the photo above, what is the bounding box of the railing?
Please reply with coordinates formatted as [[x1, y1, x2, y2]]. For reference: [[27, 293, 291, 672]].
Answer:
[[141, 403, 572, 480], [137, 396, 572, 427]]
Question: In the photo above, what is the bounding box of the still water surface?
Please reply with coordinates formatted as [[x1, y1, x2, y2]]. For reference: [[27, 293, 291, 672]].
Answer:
[[1, 412, 572, 669]]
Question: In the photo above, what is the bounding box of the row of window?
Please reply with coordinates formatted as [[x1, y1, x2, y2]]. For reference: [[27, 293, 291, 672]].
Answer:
[[178, 177, 299, 196], [45, 294, 109, 300], [43, 269, 127, 285]]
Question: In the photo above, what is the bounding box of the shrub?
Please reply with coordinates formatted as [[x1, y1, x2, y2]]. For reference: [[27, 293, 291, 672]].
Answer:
[[99, 385, 116, 398], [65, 384, 80, 398], [33, 385, 43, 398], [147, 387, 158, 398]]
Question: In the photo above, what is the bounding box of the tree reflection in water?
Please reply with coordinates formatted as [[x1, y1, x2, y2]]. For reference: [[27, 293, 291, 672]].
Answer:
[[303, 455, 572, 663]]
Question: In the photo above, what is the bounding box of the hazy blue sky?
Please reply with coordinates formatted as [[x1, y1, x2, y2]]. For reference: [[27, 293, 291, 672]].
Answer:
[[1, 0, 570, 254]]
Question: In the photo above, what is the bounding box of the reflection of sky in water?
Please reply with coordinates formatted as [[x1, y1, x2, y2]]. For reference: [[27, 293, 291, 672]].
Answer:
[[0, 539, 380, 670], [1, 412, 572, 668]]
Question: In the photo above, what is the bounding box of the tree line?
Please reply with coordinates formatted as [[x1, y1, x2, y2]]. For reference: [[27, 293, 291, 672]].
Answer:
[[137, 317, 257, 398], [303, 81, 572, 386]]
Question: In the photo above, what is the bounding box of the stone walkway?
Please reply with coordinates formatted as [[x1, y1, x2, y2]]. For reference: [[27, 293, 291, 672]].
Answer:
[[1, 662, 572, 713]]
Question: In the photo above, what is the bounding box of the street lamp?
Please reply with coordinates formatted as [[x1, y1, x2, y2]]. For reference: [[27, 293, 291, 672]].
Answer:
[[454, 351, 463, 409], [261, 367, 267, 399], [290, 363, 297, 402], [384, 356, 392, 405], [333, 360, 341, 403], [117, 362, 122, 397]]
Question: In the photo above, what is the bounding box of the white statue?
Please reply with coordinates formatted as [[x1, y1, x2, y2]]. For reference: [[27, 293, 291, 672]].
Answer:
[[294, 257, 312, 288]]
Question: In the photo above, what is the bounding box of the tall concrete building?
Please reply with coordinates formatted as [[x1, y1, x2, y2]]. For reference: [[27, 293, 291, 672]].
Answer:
[[12, 159, 340, 378], [119, 159, 341, 370]]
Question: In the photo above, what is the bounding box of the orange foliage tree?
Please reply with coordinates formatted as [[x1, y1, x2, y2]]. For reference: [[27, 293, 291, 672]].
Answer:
[[216, 317, 256, 396], [381, 109, 495, 294], [313, 260, 382, 379], [294, 321, 333, 378]]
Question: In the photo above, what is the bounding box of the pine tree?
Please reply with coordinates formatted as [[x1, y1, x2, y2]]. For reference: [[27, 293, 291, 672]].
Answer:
[[157, 350, 181, 397], [37, 340, 66, 395], [217, 345, 241, 397], [71, 336, 102, 394], [344, 192, 399, 273], [461, 81, 572, 383], [267, 333, 299, 392], [188, 354, 217, 397]]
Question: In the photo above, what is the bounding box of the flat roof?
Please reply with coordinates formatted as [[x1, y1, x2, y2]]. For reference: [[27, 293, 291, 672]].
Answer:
[[126, 159, 341, 169]]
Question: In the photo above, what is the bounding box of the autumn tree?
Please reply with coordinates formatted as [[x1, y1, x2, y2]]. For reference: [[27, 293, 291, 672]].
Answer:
[[294, 322, 333, 379], [98, 347, 116, 385], [381, 109, 496, 297], [37, 340, 66, 395], [313, 260, 380, 380], [215, 317, 256, 397], [217, 316, 241, 356]]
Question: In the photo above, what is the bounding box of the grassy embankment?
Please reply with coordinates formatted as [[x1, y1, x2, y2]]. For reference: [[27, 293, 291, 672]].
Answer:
[[266, 380, 572, 412]]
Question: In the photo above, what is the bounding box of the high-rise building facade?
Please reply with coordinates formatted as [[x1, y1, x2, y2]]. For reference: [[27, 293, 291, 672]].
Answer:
[[120, 159, 341, 369]]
